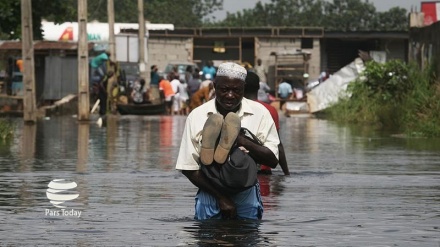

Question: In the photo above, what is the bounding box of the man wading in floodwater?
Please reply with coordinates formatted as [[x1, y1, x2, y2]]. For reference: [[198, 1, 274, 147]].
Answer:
[[176, 62, 280, 220]]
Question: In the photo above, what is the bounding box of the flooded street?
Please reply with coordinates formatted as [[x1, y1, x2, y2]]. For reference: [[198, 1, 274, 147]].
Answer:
[[0, 115, 439, 246]]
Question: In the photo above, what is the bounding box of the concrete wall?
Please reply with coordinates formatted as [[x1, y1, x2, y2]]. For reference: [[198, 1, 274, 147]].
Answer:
[[147, 37, 193, 77], [309, 39, 321, 79], [256, 37, 321, 88]]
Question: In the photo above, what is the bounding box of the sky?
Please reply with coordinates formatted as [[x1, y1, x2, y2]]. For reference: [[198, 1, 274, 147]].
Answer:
[[211, 0, 426, 21]]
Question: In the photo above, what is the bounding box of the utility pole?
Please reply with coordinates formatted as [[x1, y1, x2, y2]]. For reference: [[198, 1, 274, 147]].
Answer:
[[21, 0, 37, 123], [107, 0, 116, 61], [138, 0, 147, 81], [77, 0, 89, 121]]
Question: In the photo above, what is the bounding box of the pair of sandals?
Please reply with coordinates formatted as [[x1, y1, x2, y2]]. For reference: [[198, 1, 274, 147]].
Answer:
[[200, 112, 241, 165]]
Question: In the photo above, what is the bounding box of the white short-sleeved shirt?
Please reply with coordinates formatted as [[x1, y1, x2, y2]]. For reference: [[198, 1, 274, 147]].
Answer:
[[177, 83, 189, 100], [175, 98, 280, 171]]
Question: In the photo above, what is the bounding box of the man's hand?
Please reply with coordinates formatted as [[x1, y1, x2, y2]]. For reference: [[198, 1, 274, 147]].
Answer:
[[218, 196, 237, 219], [182, 170, 237, 219]]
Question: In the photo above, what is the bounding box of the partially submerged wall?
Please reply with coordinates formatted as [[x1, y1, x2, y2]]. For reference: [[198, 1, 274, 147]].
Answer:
[[147, 37, 193, 75], [256, 37, 321, 89]]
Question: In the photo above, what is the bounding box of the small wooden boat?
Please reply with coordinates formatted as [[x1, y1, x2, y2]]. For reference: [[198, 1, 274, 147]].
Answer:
[[116, 102, 166, 115]]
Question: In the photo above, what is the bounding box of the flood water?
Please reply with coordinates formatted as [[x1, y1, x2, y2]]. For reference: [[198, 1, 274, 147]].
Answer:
[[0, 114, 439, 246]]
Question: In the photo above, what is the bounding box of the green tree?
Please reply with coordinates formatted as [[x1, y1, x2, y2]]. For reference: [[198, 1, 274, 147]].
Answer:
[[323, 1, 408, 31], [146, 0, 222, 27], [211, 0, 408, 31], [323, 0, 377, 31], [215, 1, 270, 27], [215, 0, 326, 27], [0, 0, 223, 40], [376, 7, 408, 31], [0, 0, 76, 40], [83, 0, 223, 27], [0, 0, 21, 39]]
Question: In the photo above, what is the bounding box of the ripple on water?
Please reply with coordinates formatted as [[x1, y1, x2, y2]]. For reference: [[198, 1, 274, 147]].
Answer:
[[0, 116, 439, 246]]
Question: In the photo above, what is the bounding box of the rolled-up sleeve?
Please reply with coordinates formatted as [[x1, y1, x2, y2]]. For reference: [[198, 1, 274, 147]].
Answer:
[[175, 115, 201, 171]]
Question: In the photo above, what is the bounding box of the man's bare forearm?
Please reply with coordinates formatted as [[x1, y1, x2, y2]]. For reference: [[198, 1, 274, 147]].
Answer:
[[236, 135, 278, 168]]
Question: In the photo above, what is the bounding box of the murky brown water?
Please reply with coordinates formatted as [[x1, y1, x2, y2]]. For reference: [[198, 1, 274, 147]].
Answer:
[[0, 115, 439, 246]]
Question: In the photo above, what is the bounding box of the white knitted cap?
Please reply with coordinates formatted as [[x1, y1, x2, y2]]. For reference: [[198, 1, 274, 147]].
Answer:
[[216, 62, 247, 82]]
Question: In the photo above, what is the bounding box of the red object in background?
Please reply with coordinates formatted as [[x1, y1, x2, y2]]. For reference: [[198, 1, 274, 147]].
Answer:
[[268, 94, 276, 102], [422, 1, 440, 25], [59, 27, 73, 41]]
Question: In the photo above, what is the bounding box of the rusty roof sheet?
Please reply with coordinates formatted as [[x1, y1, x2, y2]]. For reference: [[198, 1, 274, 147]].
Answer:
[[0, 41, 94, 50]]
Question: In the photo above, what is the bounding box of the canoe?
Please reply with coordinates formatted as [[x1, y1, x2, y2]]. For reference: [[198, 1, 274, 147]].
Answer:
[[116, 103, 166, 115]]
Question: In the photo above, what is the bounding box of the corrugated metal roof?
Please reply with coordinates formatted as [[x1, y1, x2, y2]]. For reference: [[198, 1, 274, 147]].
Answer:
[[0, 41, 94, 50]]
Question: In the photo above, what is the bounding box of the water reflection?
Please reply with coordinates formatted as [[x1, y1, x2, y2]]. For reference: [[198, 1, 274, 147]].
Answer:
[[158, 116, 174, 170], [106, 116, 118, 172], [258, 174, 286, 212], [180, 220, 265, 246], [20, 123, 36, 172], [77, 123, 89, 173], [0, 115, 439, 246]]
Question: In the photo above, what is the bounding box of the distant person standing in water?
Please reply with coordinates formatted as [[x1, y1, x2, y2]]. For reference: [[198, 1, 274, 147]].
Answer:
[[149, 65, 161, 103], [278, 80, 293, 110], [159, 76, 175, 115], [150, 65, 160, 86], [90, 50, 111, 83], [254, 58, 268, 84], [244, 71, 290, 175], [202, 60, 216, 80], [187, 70, 201, 97], [177, 78, 190, 115], [189, 82, 214, 111]]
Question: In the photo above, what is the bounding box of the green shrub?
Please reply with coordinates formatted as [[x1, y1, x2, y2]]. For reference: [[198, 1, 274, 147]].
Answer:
[[326, 59, 410, 128], [360, 60, 412, 102], [324, 82, 381, 125], [325, 59, 440, 137]]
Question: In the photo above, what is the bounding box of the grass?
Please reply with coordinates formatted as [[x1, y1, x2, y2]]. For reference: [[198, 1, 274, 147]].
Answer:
[[0, 119, 14, 140], [400, 61, 440, 137]]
